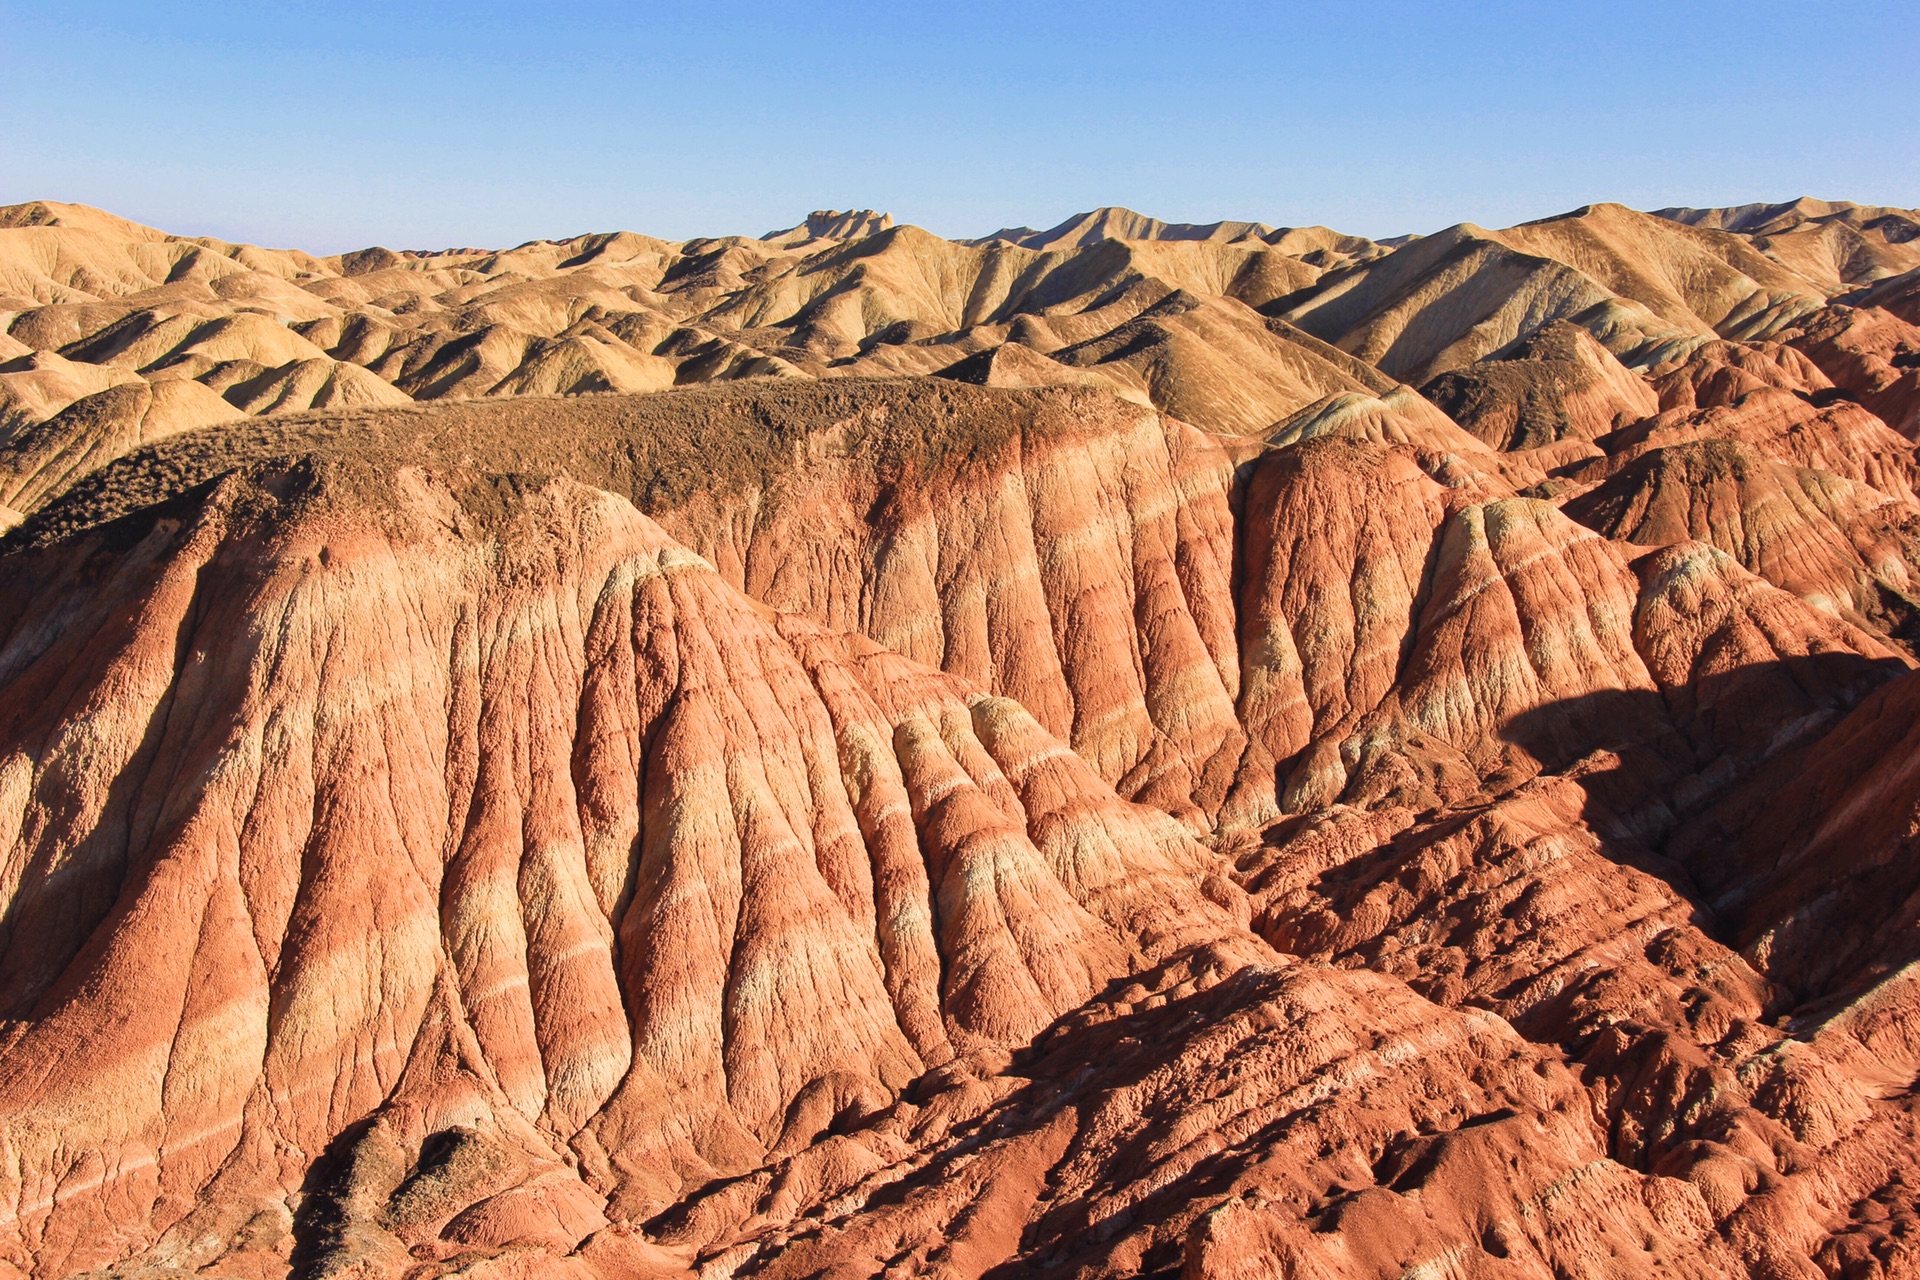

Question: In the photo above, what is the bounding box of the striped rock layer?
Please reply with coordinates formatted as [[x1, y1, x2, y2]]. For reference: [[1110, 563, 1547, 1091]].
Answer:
[[0, 195, 1918, 1279]]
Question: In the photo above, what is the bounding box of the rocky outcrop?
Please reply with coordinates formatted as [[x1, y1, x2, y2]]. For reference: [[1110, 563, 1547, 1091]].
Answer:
[[0, 456, 1236, 1277], [1564, 440, 1920, 646], [1786, 305, 1920, 438], [1581, 389, 1920, 505], [657, 943, 1745, 1280], [1631, 541, 1906, 759], [1227, 438, 1660, 821], [9, 380, 1256, 829], [1649, 338, 1833, 412], [1421, 320, 1659, 449]]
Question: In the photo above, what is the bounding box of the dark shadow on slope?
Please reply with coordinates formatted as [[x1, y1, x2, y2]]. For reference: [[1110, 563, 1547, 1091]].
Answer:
[[0, 493, 231, 1020], [1499, 651, 1913, 1003], [288, 1117, 389, 1280]]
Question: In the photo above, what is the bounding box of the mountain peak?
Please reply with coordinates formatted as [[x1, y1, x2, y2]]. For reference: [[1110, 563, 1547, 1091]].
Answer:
[[972, 206, 1276, 250], [761, 208, 894, 246]]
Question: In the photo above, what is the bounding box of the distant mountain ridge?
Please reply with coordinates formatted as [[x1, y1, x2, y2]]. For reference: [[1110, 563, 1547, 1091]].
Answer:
[[1652, 195, 1920, 235], [965, 204, 1395, 259], [1652, 196, 1920, 288]]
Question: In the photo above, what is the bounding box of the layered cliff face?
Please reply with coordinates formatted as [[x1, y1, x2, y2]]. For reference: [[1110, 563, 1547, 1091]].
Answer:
[[7, 380, 1254, 829], [1563, 440, 1920, 644], [5, 199, 1920, 1280], [0, 457, 1246, 1277], [2, 438, 1859, 1280]]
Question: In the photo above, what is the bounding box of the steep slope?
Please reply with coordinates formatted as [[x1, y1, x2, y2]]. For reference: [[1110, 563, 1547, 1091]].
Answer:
[[1655, 198, 1920, 289], [1842, 265, 1920, 325], [0, 453, 1242, 1277], [1563, 440, 1920, 644], [1281, 204, 1828, 383], [1785, 304, 1920, 438], [1632, 540, 1906, 760], [12, 380, 1255, 827], [1047, 290, 1386, 435], [0, 439, 1834, 1280], [1674, 668, 1920, 1004], [1221, 530, 1920, 1276], [1225, 437, 1666, 823], [1421, 319, 1659, 449]]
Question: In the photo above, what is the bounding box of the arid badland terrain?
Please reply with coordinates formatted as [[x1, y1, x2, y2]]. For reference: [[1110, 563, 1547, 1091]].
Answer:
[[2, 193, 1920, 1278]]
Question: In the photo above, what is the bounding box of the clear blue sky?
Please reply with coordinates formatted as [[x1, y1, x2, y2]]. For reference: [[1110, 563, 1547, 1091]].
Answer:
[[5, 1, 1915, 251]]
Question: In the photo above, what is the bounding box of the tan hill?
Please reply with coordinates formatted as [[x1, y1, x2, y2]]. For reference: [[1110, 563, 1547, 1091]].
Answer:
[[0, 199, 1423, 462], [0, 375, 240, 510], [972, 204, 1279, 249], [1654, 196, 1919, 236], [1841, 264, 1920, 325], [1655, 197, 1920, 289], [1279, 203, 1829, 381], [760, 207, 896, 246]]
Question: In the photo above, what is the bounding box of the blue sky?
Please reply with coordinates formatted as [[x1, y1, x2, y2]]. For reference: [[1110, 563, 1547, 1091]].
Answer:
[[4, 1, 1915, 250]]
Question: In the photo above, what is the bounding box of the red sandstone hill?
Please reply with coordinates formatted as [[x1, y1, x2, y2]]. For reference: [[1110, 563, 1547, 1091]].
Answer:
[[1, 199, 1920, 1279]]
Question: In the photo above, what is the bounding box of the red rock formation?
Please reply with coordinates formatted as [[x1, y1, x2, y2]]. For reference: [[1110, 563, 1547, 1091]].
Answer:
[[0, 458, 1235, 1276], [1228, 437, 1663, 821], [1844, 265, 1920, 326], [655, 943, 1744, 1280], [1563, 439, 1920, 646], [666, 388, 1252, 828], [6, 201, 1920, 1280], [1650, 338, 1832, 412], [1788, 305, 1920, 438], [1229, 440, 1454, 821], [1631, 541, 1906, 758], [1584, 389, 1920, 505], [1236, 777, 1920, 1279], [0, 381, 1255, 829], [1676, 667, 1920, 1005]]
